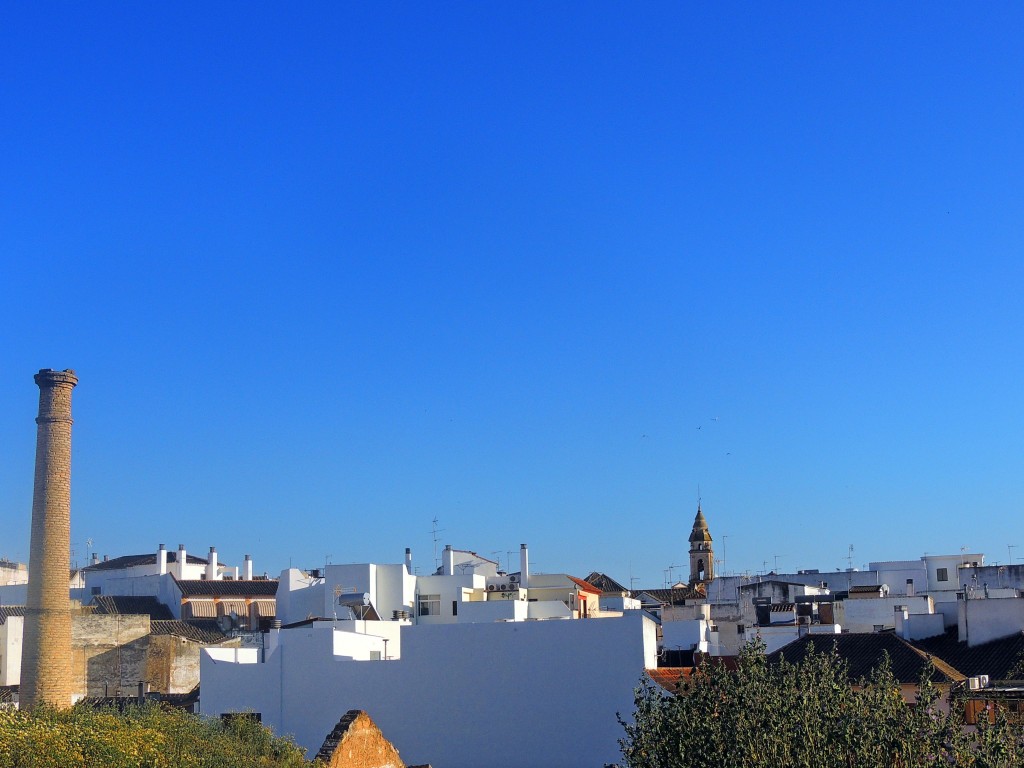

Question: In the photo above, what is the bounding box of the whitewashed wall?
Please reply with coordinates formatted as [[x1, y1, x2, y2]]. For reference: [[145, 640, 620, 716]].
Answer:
[[201, 612, 657, 768]]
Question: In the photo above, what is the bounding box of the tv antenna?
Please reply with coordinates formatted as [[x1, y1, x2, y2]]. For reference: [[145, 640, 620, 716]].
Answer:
[[431, 517, 445, 570]]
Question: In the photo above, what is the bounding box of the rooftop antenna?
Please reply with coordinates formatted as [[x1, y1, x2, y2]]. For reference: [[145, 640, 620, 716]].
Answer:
[[431, 517, 445, 571], [847, 544, 855, 571]]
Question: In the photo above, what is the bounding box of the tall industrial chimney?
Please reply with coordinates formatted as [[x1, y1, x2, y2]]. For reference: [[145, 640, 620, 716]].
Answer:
[[21, 368, 78, 709]]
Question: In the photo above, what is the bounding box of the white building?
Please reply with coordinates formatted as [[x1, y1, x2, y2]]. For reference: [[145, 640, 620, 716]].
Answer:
[[201, 611, 657, 768], [202, 544, 658, 767]]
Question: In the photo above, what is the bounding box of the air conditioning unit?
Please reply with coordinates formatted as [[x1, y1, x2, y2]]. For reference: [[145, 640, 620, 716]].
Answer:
[[499, 584, 508, 591], [979, 675, 990, 688], [509, 574, 520, 583], [969, 677, 982, 690], [487, 584, 496, 592]]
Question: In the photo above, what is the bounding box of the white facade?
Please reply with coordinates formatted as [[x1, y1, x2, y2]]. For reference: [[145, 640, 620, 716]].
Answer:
[[201, 611, 657, 768], [958, 595, 1024, 647], [834, 594, 935, 634], [0, 561, 28, 586], [0, 615, 23, 686]]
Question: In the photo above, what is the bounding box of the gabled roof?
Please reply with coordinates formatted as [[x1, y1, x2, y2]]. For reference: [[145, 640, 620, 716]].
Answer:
[[83, 552, 208, 571], [766, 632, 965, 684], [913, 628, 1024, 680], [637, 584, 706, 605], [150, 620, 229, 644], [91, 595, 174, 620], [174, 579, 278, 597], [568, 576, 602, 595], [583, 572, 630, 595]]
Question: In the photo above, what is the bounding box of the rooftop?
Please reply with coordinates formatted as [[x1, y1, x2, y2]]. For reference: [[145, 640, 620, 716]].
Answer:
[[175, 578, 278, 597], [767, 632, 965, 685], [91, 595, 174, 620], [84, 552, 208, 571]]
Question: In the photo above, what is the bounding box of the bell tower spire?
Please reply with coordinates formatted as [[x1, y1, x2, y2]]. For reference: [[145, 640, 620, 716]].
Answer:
[[688, 503, 714, 584]]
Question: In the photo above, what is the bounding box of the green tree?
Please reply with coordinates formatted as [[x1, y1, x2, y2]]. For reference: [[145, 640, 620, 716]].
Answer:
[[0, 702, 319, 768], [618, 639, 1024, 768]]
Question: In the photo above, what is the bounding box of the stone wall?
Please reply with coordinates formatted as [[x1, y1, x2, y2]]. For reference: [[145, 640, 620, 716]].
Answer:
[[315, 710, 409, 768]]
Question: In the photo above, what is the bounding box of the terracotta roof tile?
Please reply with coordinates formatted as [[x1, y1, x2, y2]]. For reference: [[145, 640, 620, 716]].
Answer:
[[914, 628, 1024, 680], [91, 595, 174, 620], [646, 667, 693, 693], [175, 579, 278, 597], [766, 632, 965, 684], [150, 620, 229, 644], [568, 576, 602, 594]]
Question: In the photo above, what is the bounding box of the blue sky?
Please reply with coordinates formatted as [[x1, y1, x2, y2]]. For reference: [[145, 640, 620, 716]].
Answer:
[[1, 4, 1022, 587]]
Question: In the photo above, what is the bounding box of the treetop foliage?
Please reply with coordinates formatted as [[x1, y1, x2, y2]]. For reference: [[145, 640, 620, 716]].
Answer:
[[0, 702, 319, 768], [618, 639, 1024, 768]]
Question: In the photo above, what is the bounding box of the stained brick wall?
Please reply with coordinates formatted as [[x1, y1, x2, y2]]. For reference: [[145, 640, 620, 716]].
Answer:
[[315, 710, 408, 768], [21, 369, 78, 708]]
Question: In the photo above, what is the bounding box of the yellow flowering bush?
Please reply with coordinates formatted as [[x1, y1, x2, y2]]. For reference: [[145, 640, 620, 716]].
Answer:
[[0, 703, 317, 768]]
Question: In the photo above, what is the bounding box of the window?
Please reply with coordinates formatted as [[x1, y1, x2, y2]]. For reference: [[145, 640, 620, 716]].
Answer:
[[91, 586, 101, 596], [737, 624, 745, 634], [937, 567, 949, 582], [418, 594, 440, 616], [452, 600, 458, 616]]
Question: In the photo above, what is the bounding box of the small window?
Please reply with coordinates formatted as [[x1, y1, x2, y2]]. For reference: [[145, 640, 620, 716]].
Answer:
[[937, 568, 949, 582], [737, 624, 745, 634], [452, 600, 458, 616], [418, 594, 440, 616], [91, 586, 101, 596]]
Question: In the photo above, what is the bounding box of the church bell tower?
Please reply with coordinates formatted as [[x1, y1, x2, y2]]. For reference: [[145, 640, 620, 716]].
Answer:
[[688, 504, 714, 584]]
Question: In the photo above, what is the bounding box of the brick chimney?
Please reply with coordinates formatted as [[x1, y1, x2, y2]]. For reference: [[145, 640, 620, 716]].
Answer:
[[21, 368, 78, 709]]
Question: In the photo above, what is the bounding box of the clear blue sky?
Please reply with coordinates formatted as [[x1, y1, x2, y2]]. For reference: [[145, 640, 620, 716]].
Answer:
[[2, 4, 1022, 587]]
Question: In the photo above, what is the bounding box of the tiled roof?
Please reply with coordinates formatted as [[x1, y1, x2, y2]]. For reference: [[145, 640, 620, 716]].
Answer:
[[84, 552, 208, 571], [849, 585, 885, 594], [913, 628, 1024, 680], [91, 596, 174, 620], [583, 572, 630, 595], [766, 633, 965, 684], [637, 585, 706, 605], [770, 603, 796, 612], [647, 667, 693, 693], [568, 576, 602, 595], [150, 620, 229, 644], [0, 606, 26, 624], [174, 579, 278, 597]]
